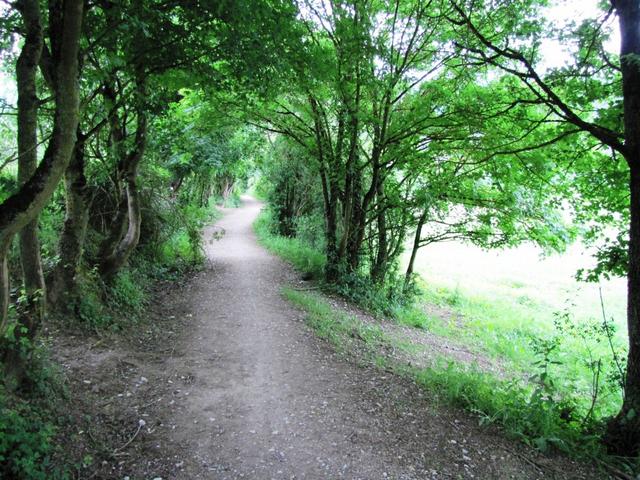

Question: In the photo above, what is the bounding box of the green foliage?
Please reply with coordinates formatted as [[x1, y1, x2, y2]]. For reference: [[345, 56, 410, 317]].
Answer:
[[106, 270, 147, 316], [416, 277, 628, 425], [283, 288, 386, 354], [327, 268, 408, 317], [254, 209, 326, 279], [0, 336, 67, 479], [1, 0, 637, 468], [256, 207, 413, 316], [413, 363, 602, 456], [60, 268, 148, 331], [0, 391, 61, 480], [392, 305, 437, 331], [294, 213, 326, 252], [149, 202, 219, 269], [254, 136, 322, 239]]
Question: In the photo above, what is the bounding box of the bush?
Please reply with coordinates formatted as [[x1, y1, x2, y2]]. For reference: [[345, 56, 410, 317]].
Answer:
[[413, 362, 602, 456], [0, 391, 62, 480], [106, 270, 147, 316], [141, 197, 218, 271], [294, 213, 326, 251]]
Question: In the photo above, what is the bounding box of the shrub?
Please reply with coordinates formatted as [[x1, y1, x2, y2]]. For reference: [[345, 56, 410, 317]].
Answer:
[[0, 339, 67, 480], [0, 393, 60, 480]]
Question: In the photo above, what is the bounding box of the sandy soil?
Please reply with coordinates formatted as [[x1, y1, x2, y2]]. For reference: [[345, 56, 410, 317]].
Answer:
[[52, 196, 609, 479]]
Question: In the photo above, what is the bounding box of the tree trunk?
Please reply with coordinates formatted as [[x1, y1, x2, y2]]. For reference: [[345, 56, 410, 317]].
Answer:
[[322, 167, 340, 283], [338, 100, 359, 261], [97, 81, 128, 264], [0, 0, 83, 327], [604, 0, 640, 456], [99, 100, 147, 279], [0, 0, 83, 385], [0, 239, 11, 334], [15, 0, 46, 334], [309, 96, 341, 283], [404, 210, 427, 292], [346, 171, 363, 270], [48, 133, 90, 306], [371, 183, 388, 284], [348, 150, 382, 272]]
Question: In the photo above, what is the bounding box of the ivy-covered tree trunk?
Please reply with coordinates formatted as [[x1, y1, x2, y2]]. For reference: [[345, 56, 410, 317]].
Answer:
[[15, 0, 46, 332], [49, 133, 90, 306], [605, 0, 640, 456], [0, 0, 83, 386]]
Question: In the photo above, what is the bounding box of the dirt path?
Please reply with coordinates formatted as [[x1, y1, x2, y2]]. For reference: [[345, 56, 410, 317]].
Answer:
[[115, 196, 599, 480]]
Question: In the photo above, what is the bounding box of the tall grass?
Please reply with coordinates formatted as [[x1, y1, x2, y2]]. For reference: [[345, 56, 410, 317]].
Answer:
[[411, 277, 627, 422], [254, 210, 326, 279]]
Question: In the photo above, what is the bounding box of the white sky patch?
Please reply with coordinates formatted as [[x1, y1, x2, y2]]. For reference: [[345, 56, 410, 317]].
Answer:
[[0, 71, 16, 106], [539, 0, 620, 70]]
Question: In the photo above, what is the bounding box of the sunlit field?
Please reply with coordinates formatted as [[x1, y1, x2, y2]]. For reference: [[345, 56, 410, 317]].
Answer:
[[404, 241, 628, 419], [409, 240, 627, 336]]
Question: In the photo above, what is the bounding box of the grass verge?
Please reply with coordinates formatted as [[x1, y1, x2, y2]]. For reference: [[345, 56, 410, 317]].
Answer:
[[285, 288, 608, 460], [413, 279, 626, 422], [254, 210, 326, 279]]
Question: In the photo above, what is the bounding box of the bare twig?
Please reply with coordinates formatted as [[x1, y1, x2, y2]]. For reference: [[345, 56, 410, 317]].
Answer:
[[112, 420, 145, 454]]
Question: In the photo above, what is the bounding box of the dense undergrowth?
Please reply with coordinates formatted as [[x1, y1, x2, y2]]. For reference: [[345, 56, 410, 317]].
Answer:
[[255, 207, 636, 473], [0, 348, 65, 480]]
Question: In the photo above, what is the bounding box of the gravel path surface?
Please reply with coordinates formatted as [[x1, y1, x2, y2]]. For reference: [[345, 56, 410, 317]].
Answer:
[[155, 196, 605, 480]]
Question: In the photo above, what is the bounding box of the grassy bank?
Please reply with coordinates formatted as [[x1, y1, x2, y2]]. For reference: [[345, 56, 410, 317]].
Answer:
[[254, 210, 326, 279], [406, 241, 627, 423], [284, 288, 605, 458]]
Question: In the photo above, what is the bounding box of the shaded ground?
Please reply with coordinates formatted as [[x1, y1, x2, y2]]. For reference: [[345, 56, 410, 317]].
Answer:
[[53, 196, 608, 479]]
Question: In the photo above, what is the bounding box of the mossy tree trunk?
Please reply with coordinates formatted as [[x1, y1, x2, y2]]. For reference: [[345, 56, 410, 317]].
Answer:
[[604, 0, 640, 457], [48, 132, 91, 307], [15, 0, 46, 334], [0, 0, 83, 385]]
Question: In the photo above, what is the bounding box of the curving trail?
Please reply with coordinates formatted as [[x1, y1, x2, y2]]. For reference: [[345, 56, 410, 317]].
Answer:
[[157, 196, 598, 480]]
